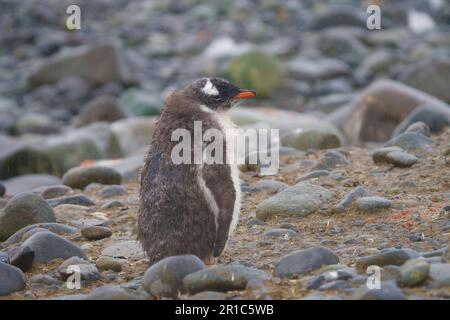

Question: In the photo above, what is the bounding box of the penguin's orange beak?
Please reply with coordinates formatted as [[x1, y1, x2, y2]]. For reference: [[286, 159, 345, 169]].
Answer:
[[233, 89, 256, 99]]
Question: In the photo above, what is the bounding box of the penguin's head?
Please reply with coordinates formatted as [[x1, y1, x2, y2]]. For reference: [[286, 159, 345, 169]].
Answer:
[[185, 77, 256, 111]]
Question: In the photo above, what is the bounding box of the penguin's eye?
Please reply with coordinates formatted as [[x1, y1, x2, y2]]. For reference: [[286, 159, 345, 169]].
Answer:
[[214, 96, 221, 102]]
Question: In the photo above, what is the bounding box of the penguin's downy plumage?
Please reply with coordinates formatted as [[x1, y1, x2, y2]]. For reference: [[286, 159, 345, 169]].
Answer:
[[138, 78, 256, 265]]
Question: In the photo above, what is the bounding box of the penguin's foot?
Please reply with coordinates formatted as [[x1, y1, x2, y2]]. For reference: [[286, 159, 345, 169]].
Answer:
[[204, 256, 217, 266]]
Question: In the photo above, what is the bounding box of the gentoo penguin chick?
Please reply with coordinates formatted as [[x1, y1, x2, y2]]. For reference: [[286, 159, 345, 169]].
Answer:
[[138, 78, 256, 265]]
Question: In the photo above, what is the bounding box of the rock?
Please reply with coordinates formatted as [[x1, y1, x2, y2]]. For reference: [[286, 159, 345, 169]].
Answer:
[[0, 123, 122, 179], [318, 30, 368, 66], [101, 240, 144, 261], [74, 95, 127, 127], [3, 174, 62, 196], [356, 281, 406, 300], [98, 185, 126, 198], [328, 80, 449, 145], [428, 263, 450, 287], [256, 182, 332, 220], [9, 245, 35, 272], [183, 265, 268, 294], [33, 185, 72, 199], [22, 231, 85, 263], [62, 166, 122, 190], [86, 285, 140, 300], [355, 197, 392, 212], [281, 128, 342, 150], [381, 265, 402, 281], [111, 117, 157, 156], [297, 170, 330, 182], [399, 259, 430, 287], [0, 181, 5, 197], [265, 228, 297, 239], [355, 249, 420, 273], [96, 256, 123, 272], [4, 223, 77, 246], [30, 274, 61, 288], [142, 255, 205, 298], [384, 132, 432, 151], [286, 58, 351, 81], [0, 193, 56, 240], [384, 151, 418, 168], [0, 262, 26, 296], [0, 251, 8, 263], [47, 195, 95, 207], [274, 247, 339, 278], [102, 200, 126, 209], [399, 55, 450, 103], [226, 50, 282, 98], [313, 150, 349, 171], [309, 5, 367, 30], [81, 226, 112, 241], [15, 112, 55, 135], [403, 121, 431, 136], [119, 89, 163, 116], [186, 291, 227, 300], [336, 186, 367, 212], [0, 98, 20, 134], [372, 147, 404, 164], [58, 257, 99, 282], [393, 105, 450, 136], [253, 180, 288, 194], [28, 42, 138, 87]]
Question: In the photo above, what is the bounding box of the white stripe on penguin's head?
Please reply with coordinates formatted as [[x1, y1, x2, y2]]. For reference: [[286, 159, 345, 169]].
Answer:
[[201, 79, 219, 96]]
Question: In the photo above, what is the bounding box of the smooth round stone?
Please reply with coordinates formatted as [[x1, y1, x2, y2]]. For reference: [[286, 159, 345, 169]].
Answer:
[[265, 228, 298, 239], [9, 245, 35, 272], [296, 170, 330, 182], [355, 249, 420, 273], [254, 180, 288, 194], [0, 193, 56, 241], [0, 263, 26, 296], [86, 285, 140, 300], [355, 196, 392, 212], [33, 185, 72, 199], [372, 147, 404, 164], [0, 251, 9, 263], [142, 255, 205, 298], [4, 223, 77, 246], [22, 231, 85, 263], [399, 259, 430, 287], [385, 151, 418, 168], [275, 246, 339, 278], [102, 200, 126, 209], [30, 274, 62, 287], [81, 226, 112, 241], [404, 121, 430, 137], [98, 185, 126, 198], [384, 132, 432, 151], [62, 166, 122, 190], [183, 265, 268, 294], [101, 241, 144, 261], [58, 256, 100, 282], [47, 194, 95, 207], [335, 186, 367, 212], [186, 291, 227, 300], [96, 256, 123, 272], [313, 150, 349, 171], [428, 263, 450, 287]]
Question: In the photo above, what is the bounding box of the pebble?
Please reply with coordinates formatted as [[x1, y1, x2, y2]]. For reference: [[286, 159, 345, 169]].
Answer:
[[428, 263, 450, 288], [98, 185, 126, 198], [101, 240, 144, 261], [355, 196, 392, 212], [30, 274, 61, 288], [9, 245, 35, 272], [264, 228, 297, 239], [86, 285, 140, 300], [256, 182, 332, 220], [4, 223, 77, 246], [96, 256, 123, 272], [142, 255, 205, 298], [253, 180, 288, 194], [183, 265, 268, 294], [0, 251, 9, 263], [384, 151, 418, 167], [399, 259, 430, 287], [47, 194, 95, 207], [62, 166, 122, 190], [275, 246, 339, 278], [102, 200, 127, 209], [0, 193, 56, 240], [335, 186, 367, 212], [355, 249, 420, 273], [186, 291, 227, 300], [296, 170, 330, 182], [356, 281, 406, 300], [22, 231, 85, 263], [384, 132, 432, 151], [33, 185, 72, 199], [58, 257, 100, 282], [81, 225, 112, 240], [372, 147, 404, 164], [0, 262, 26, 296], [313, 150, 349, 170]]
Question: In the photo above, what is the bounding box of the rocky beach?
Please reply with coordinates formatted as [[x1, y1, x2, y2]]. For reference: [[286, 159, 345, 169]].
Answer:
[[0, 0, 450, 300]]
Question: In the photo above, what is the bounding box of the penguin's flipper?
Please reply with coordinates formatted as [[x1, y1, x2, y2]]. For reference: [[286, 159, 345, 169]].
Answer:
[[201, 163, 236, 257]]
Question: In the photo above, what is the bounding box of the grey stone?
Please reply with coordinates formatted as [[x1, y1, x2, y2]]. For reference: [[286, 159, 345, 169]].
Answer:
[[256, 182, 332, 220], [101, 240, 144, 261], [384, 132, 432, 151], [62, 166, 122, 190], [98, 185, 126, 198], [275, 247, 339, 278], [86, 285, 140, 300], [281, 128, 342, 151], [47, 194, 95, 207], [74, 95, 127, 127], [384, 151, 418, 168], [264, 228, 297, 239], [355, 249, 420, 273], [399, 259, 430, 287], [9, 245, 35, 272], [428, 263, 450, 287], [356, 281, 406, 300], [142, 255, 205, 298], [355, 197, 392, 212], [58, 257, 99, 282], [4, 223, 77, 246], [394, 105, 450, 136], [0, 262, 26, 296], [81, 226, 112, 241], [336, 186, 367, 212], [3, 174, 61, 196], [0, 193, 56, 240], [22, 231, 85, 263], [372, 147, 404, 164], [296, 170, 330, 182], [403, 121, 430, 137], [254, 180, 288, 194], [183, 265, 268, 294], [33, 185, 72, 199], [313, 150, 349, 171], [96, 256, 123, 272]]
